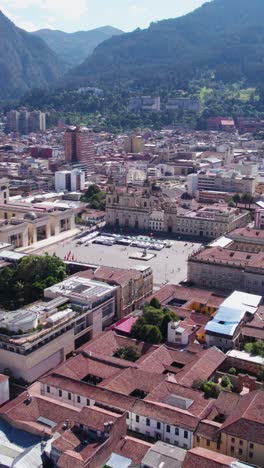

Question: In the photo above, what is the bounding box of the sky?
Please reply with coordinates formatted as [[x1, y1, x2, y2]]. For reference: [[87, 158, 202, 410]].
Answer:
[[1, 0, 209, 33]]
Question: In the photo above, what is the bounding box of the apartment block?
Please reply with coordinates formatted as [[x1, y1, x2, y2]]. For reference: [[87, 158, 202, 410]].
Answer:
[[166, 98, 201, 114], [0, 276, 116, 383], [197, 171, 256, 194], [65, 126, 96, 174]]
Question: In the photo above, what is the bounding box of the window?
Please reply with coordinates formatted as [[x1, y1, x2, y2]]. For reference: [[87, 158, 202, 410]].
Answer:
[[183, 444, 188, 449], [126, 412, 129, 419], [250, 443, 254, 449], [59, 390, 62, 397], [174, 441, 179, 446], [68, 393, 71, 400], [146, 418, 150, 426], [239, 449, 243, 456], [166, 425, 170, 433], [249, 452, 253, 458], [77, 396, 81, 403], [217, 440, 221, 450], [196, 436, 200, 443], [46, 386, 50, 393], [175, 428, 179, 436], [165, 438, 170, 443], [231, 446, 234, 454], [239, 440, 243, 446], [86, 399, 90, 406], [184, 431, 188, 439], [136, 415, 139, 423], [157, 422, 161, 430], [231, 438, 235, 443], [206, 439, 210, 447]]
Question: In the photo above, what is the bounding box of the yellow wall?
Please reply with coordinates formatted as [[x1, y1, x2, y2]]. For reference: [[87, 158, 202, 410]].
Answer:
[[195, 433, 264, 468]]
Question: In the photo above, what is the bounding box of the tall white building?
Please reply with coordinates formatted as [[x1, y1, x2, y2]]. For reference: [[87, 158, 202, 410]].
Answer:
[[55, 169, 85, 192]]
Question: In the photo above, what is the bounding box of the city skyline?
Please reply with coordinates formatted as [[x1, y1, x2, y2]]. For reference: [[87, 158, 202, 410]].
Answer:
[[1, 0, 210, 33]]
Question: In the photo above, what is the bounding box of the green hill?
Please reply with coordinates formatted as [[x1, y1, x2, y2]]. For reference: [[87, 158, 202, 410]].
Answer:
[[0, 10, 63, 99], [63, 0, 264, 88], [33, 26, 123, 70]]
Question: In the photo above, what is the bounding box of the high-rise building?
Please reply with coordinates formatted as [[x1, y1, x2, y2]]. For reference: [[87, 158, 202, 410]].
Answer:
[[55, 169, 85, 192], [5, 109, 46, 134], [28, 110, 46, 132], [64, 126, 95, 174], [18, 108, 29, 135], [5, 110, 20, 133]]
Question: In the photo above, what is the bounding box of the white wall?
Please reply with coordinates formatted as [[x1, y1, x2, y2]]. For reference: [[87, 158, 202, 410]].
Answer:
[[0, 377, 9, 405]]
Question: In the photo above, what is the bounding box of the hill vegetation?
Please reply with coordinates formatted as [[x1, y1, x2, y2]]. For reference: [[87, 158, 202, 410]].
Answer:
[[62, 0, 264, 89], [33, 26, 123, 70], [0, 10, 63, 99]]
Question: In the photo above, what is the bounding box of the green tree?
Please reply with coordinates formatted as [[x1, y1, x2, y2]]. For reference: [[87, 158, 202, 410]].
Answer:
[[114, 345, 139, 362], [228, 367, 237, 375], [201, 381, 220, 399], [221, 375, 232, 389], [149, 297, 161, 309], [161, 312, 179, 342], [0, 254, 66, 311], [233, 193, 241, 207], [241, 192, 253, 209], [244, 340, 264, 357], [145, 325, 162, 344]]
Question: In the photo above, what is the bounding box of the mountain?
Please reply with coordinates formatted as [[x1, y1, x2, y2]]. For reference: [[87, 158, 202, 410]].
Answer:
[[63, 0, 264, 88], [0, 11, 63, 99], [33, 26, 124, 69]]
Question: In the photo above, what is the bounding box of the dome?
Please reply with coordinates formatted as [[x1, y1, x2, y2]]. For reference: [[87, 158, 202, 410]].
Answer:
[[24, 212, 38, 221], [181, 192, 193, 200]]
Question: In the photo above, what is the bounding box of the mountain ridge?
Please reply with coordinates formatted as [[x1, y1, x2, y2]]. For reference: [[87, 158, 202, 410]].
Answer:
[[61, 0, 264, 88], [32, 25, 123, 69], [0, 10, 63, 99]]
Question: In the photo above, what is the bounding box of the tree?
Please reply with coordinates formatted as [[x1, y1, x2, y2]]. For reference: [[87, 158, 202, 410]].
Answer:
[[114, 345, 139, 362], [244, 340, 264, 357], [241, 192, 253, 209], [228, 367, 237, 375], [149, 297, 161, 309], [0, 254, 67, 311], [201, 381, 220, 399], [161, 312, 179, 342], [221, 375, 232, 389], [145, 325, 162, 344], [233, 193, 241, 207]]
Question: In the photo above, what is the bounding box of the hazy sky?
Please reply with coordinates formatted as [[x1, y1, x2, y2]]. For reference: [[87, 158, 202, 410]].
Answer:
[[1, 0, 209, 32]]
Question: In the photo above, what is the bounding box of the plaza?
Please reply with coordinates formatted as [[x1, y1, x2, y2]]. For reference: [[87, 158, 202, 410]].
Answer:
[[36, 235, 202, 289]]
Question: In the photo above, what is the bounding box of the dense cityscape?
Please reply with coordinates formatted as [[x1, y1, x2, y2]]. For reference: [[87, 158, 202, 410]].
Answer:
[[0, 1, 263, 467]]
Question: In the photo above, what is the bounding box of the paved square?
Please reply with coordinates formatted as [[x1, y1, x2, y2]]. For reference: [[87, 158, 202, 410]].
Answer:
[[36, 237, 202, 289]]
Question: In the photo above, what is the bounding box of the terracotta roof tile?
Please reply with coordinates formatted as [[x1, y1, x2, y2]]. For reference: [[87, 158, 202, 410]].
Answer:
[[182, 447, 237, 468]]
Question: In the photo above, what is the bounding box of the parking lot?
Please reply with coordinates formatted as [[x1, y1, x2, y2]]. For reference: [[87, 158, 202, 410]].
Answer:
[[37, 235, 202, 289]]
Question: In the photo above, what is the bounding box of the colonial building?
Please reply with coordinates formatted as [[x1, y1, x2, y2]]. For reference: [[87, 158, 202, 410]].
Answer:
[[188, 228, 264, 295], [105, 184, 153, 231]]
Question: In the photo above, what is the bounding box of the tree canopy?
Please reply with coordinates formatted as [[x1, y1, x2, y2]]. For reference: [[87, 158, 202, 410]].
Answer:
[[131, 300, 179, 344], [81, 184, 106, 210], [0, 254, 66, 310]]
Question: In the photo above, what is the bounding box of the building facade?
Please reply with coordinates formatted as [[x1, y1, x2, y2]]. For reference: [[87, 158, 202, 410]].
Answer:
[[65, 126, 95, 174]]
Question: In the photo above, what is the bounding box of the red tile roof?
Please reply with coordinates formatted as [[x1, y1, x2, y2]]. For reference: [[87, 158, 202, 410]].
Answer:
[[220, 390, 264, 444], [176, 347, 226, 388], [114, 436, 150, 464], [182, 447, 237, 468]]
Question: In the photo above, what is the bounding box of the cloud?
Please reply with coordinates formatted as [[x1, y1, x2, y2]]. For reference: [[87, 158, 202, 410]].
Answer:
[[1, 0, 89, 23], [128, 4, 148, 17]]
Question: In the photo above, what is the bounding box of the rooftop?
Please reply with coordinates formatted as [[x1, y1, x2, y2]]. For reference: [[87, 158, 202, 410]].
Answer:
[[205, 291, 261, 337]]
